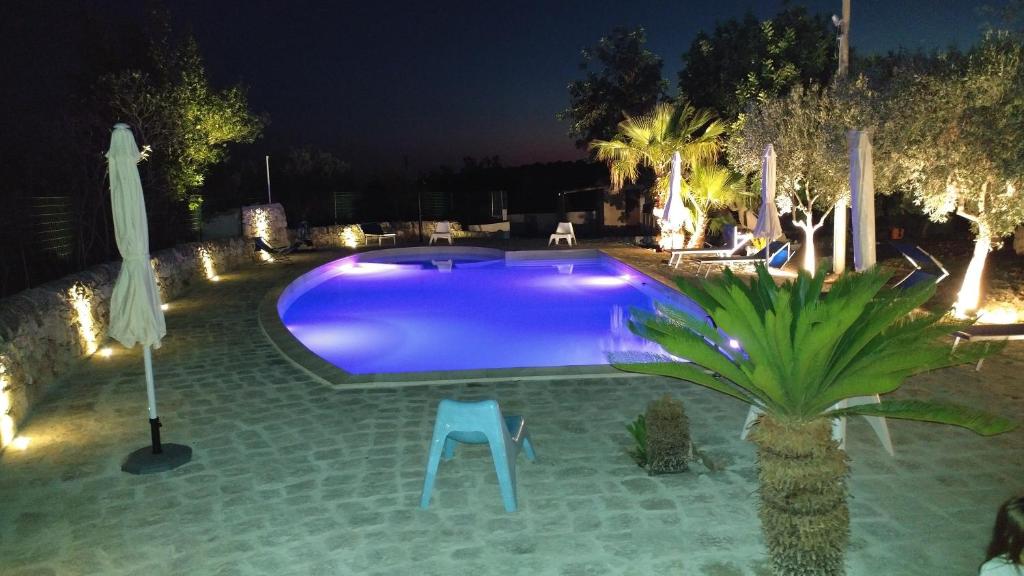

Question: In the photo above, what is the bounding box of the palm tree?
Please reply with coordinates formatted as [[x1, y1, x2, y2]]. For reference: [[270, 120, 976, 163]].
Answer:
[[614, 266, 1016, 576], [684, 161, 744, 248], [590, 101, 725, 207]]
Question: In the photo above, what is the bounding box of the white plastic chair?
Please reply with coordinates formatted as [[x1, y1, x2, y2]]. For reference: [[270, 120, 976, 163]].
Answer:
[[429, 221, 453, 245], [548, 222, 575, 246]]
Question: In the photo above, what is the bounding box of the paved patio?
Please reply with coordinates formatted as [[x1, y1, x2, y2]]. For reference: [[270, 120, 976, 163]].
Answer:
[[1, 245, 1021, 575]]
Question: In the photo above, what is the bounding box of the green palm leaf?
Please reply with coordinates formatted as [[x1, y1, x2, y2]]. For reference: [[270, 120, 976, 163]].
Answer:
[[827, 399, 1017, 436], [614, 264, 1015, 436]]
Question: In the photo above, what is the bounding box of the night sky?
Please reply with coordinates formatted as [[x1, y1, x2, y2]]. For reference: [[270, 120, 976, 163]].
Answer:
[[4, 1, 1004, 172]]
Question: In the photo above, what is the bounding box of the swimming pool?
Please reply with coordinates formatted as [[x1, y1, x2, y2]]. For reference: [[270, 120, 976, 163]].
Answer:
[[277, 247, 704, 375]]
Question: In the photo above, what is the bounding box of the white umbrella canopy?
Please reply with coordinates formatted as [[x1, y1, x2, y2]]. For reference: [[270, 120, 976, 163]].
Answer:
[[849, 130, 877, 271], [660, 152, 689, 249], [753, 144, 784, 242], [107, 124, 166, 349], [107, 123, 190, 474]]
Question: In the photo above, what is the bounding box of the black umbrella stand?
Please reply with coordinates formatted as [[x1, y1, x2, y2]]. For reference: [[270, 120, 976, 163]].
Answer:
[[121, 346, 192, 475]]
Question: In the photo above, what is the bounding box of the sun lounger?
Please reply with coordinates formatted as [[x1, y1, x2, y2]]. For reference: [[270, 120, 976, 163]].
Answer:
[[253, 236, 298, 263], [667, 228, 752, 269], [890, 242, 948, 289], [695, 240, 792, 278], [360, 223, 397, 246], [951, 323, 1024, 370]]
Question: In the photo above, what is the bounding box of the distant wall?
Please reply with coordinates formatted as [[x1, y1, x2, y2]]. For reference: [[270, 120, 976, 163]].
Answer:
[[0, 237, 249, 452], [308, 220, 499, 248], [241, 203, 288, 245]]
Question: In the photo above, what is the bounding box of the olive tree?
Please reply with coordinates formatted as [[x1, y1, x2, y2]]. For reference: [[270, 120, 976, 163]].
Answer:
[[886, 32, 1024, 315], [728, 85, 847, 274]]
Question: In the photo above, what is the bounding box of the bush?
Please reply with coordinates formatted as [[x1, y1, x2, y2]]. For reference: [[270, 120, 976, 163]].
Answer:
[[644, 394, 691, 475]]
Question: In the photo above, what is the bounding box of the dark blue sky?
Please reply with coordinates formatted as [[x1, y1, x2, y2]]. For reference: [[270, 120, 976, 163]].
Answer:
[[10, 1, 1002, 172]]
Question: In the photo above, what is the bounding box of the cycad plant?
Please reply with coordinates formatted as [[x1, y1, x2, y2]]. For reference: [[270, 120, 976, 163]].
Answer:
[[614, 266, 1016, 576]]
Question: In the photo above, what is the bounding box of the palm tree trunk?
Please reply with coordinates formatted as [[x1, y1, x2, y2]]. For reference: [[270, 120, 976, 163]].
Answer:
[[750, 415, 850, 576], [686, 211, 708, 249]]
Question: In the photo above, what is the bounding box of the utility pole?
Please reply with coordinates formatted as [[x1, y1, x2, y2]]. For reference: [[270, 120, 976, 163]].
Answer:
[[832, 0, 851, 274], [265, 155, 272, 204]]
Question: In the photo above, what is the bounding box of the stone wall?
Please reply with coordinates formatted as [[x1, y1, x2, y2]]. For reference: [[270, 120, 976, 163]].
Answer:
[[0, 237, 249, 451], [241, 203, 288, 246], [309, 221, 499, 248]]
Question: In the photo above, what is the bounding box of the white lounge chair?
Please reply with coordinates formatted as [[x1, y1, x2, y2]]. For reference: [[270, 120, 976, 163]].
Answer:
[[548, 222, 575, 246], [667, 229, 753, 268], [695, 240, 793, 278], [429, 221, 453, 245]]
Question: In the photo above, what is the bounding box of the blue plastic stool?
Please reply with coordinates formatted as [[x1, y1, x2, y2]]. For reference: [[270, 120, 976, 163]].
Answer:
[[420, 399, 536, 512]]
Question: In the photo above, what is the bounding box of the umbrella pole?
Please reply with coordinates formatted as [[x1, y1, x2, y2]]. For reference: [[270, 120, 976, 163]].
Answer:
[[143, 345, 163, 454]]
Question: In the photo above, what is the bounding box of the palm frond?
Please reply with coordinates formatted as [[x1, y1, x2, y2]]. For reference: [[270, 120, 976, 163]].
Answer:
[[827, 399, 1017, 436]]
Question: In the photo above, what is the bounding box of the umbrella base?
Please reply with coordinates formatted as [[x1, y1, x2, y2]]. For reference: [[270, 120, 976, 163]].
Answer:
[[121, 443, 192, 475]]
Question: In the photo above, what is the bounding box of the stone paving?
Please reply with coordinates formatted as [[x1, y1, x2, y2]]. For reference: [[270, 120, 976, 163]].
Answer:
[[1, 245, 1022, 576]]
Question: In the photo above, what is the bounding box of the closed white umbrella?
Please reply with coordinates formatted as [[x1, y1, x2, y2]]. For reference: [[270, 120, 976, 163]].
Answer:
[[107, 123, 191, 474], [660, 152, 688, 248], [753, 144, 784, 242], [849, 130, 876, 271]]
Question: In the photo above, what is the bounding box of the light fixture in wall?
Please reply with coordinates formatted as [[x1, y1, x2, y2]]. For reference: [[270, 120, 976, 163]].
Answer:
[[0, 359, 14, 449], [341, 225, 360, 249], [69, 283, 98, 355], [253, 208, 274, 262], [198, 246, 218, 280]]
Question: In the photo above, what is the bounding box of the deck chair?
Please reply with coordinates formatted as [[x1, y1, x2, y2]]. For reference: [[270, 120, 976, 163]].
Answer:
[[359, 222, 397, 246], [429, 221, 453, 245], [890, 242, 948, 289], [667, 227, 752, 268], [951, 323, 1024, 371], [253, 236, 298, 263], [696, 240, 792, 278], [420, 399, 536, 512], [548, 222, 576, 246]]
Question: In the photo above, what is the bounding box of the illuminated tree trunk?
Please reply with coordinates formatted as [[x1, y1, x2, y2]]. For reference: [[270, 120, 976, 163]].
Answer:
[[955, 223, 991, 317], [798, 222, 817, 276], [686, 211, 708, 248]]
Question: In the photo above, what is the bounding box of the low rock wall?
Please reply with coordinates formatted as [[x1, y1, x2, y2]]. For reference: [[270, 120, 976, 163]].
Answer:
[[308, 221, 496, 248], [0, 237, 249, 451]]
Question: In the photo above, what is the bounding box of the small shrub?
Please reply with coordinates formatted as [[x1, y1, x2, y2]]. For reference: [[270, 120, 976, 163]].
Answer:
[[626, 414, 647, 467], [645, 394, 691, 475]]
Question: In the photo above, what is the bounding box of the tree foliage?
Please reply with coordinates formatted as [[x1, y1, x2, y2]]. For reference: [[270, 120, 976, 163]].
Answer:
[[590, 101, 724, 206], [885, 32, 1024, 241], [558, 27, 666, 148], [678, 7, 834, 121], [728, 84, 848, 272], [104, 19, 263, 207]]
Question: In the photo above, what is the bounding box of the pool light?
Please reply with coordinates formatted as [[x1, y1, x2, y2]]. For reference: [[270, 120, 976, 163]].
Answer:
[[99, 347, 113, 358]]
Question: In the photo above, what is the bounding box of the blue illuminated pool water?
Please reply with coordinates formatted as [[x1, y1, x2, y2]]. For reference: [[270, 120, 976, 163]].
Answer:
[[278, 248, 703, 374]]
